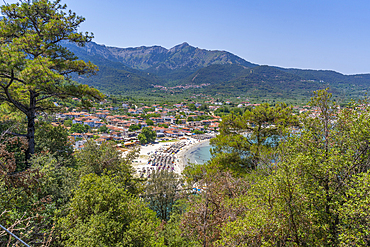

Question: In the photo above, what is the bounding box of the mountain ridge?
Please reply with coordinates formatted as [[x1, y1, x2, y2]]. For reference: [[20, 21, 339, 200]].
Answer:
[[65, 41, 258, 71], [63, 41, 370, 100]]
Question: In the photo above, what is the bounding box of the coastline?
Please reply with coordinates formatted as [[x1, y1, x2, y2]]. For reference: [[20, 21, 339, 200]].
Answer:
[[177, 139, 210, 172], [129, 137, 212, 176]]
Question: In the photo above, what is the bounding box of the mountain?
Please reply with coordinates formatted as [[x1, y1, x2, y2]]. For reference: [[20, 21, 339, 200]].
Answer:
[[63, 41, 166, 94], [63, 41, 370, 100], [66, 41, 257, 71], [63, 41, 258, 87]]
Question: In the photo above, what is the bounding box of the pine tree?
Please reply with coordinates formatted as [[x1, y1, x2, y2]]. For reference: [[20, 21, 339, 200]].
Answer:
[[0, 0, 103, 164]]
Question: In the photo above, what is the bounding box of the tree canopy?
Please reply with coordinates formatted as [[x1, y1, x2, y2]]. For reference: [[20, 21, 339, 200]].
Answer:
[[58, 173, 162, 247], [185, 90, 370, 246], [138, 127, 156, 144], [0, 0, 103, 163], [70, 123, 89, 133], [210, 103, 298, 173]]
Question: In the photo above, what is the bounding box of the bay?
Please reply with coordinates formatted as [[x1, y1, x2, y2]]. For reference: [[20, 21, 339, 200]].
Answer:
[[186, 140, 212, 165]]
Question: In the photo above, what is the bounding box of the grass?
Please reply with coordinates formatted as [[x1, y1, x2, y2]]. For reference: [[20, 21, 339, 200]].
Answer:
[[158, 139, 179, 143]]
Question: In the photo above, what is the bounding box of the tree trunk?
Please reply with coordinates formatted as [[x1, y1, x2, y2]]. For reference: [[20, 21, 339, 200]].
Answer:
[[25, 92, 37, 166], [25, 112, 36, 166]]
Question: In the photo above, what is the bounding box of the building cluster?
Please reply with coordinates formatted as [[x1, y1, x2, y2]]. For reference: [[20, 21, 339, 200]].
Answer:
[[53, 102, 221, 150], [50, 97, 318, 151], [152, 83, 211, 91]]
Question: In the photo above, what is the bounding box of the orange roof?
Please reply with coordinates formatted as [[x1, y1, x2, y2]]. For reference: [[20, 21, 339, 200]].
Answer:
[[65, 112, 81, 116]]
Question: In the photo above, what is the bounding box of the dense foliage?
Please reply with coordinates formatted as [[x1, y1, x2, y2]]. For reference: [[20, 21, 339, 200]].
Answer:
[[209, 102, 298, 173], [70, 123, 89, 133], [180, 90, 370, 246], [138, 127, 157, 144], [58, 174, 162, 247], [2, 1, 370, 246], [0, 0, 103, 163], [3, 77, 370, 247]]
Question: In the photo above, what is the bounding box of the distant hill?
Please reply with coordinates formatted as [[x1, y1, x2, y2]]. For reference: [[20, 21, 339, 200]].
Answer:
[[66, 41, 257, 70], [280, 68, 370, 86], [63, 41, 165, 94], [183, 65, 327, 98], [63, 41, 257, 87], [63, 41, 370, 100]]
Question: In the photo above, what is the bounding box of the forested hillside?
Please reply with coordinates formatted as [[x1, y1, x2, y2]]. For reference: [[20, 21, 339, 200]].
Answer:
[[185, 65, 328, 98], [63, 41, 166, 94], [65, 41, 370, 101]]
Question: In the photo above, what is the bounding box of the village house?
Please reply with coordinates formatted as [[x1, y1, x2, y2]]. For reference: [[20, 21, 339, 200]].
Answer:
[[194, 126, 205, 131], [201, 119, 212, 125], [84, 133, 94, 139], [164, 130, 182, 138], [95, 112, 108, 118], [88, 116, 100, 121], [209, 105, 220, 110], [116, 120, 131, 128], [55, 113, 67, 120], [209, 123, 220, 130], [95, 138, 106, 145], [70, 133, 83, 140], [64, 112, 82, 119], [150, 117, 164, 124], [162, 116, 175, 124], [83, 120, 95, 128], [152, 126, 166, 133], [72, 118, 83, 124], [128, 109, 138, 115], [106, 117, 121, 126], [139, 121, 148, 128], [94, 121, 104, 128], [187, 121, 202, 127]]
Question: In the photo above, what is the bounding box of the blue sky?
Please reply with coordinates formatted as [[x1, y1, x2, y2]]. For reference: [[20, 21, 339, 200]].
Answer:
[[4, 0, 370, 74]]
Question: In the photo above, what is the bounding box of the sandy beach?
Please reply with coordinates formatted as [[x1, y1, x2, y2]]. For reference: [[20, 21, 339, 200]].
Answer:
[[129, 137, 212, 177], [176, 139, 210, 170]]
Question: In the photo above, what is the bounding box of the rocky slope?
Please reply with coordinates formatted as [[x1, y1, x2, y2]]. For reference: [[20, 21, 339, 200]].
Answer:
[[65, 41, 257, 72]]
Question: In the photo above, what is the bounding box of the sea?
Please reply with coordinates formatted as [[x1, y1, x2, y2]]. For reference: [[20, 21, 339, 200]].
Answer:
[[186, 140, 213, 165]]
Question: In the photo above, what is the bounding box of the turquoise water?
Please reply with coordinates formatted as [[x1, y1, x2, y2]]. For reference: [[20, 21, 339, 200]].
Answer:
[[187, 141, 212, 164]]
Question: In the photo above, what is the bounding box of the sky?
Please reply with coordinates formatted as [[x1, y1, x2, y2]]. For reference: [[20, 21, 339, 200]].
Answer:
[[4, 0, 370, 75]]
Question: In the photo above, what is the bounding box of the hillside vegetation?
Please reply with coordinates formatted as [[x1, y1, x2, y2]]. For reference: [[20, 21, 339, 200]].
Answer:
[[64, 41, 370, 101], [3, 1, 370, 245]]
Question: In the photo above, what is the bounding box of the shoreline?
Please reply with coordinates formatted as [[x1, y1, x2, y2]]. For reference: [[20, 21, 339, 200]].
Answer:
[[177, 139, 210, 173], [129, 137, 212, 176]]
